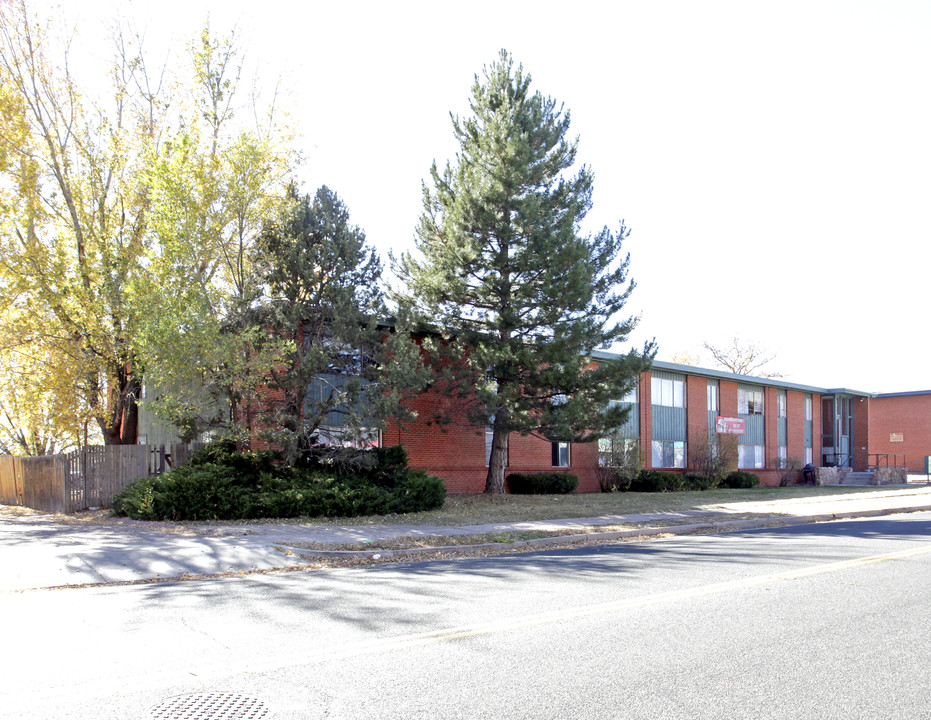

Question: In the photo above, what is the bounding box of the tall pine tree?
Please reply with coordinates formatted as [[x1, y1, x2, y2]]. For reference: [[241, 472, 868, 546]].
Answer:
[[395, 50, 654, 493]]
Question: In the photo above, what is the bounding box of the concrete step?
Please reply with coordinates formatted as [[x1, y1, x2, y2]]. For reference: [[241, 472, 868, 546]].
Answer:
[[841, 471, 875, 486]]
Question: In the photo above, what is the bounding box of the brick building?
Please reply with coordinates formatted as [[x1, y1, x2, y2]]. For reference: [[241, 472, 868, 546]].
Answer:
[[140, 349, 928, 491], [867, 391, 931, 473], [379, 354, 881, 491]]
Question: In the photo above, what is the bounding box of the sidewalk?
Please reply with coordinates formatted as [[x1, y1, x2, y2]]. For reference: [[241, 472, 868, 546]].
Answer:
[[3, 486, 931, 592]]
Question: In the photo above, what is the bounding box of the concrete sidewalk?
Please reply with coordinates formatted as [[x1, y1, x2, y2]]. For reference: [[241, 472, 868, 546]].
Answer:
[[3, 486, 931, 592]]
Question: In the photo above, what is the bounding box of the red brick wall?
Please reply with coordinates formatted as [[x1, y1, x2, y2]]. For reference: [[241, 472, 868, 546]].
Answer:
[[853, 396, 871, 471], [686, 376, 709, 466], [384, 382, 599, 493], [764, 387, 779, 471], [719, 380, 738, 418], [640, 371, 653, 468], [786, 391, 805, 462], [868, 394, 931, 471], [812, 394, 822, 466]]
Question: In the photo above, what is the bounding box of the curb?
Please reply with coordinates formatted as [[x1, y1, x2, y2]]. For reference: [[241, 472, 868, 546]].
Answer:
[[283, 504, 931, 563]]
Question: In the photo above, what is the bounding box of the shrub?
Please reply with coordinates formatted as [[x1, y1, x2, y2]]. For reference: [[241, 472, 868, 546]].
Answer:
[[720, 470, 760, 488], [111, 441, 445, 521], [682, 472, 716, 491], [506, 472, 578, 495], [774, 457, 802, 487], [628, 470, 684, 493], [596, 437, 643, 492], [690, 435, 737, 484]]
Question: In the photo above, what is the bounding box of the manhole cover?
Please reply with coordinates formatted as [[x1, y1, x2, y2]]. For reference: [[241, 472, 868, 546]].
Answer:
[[150, 692, 269, 719]]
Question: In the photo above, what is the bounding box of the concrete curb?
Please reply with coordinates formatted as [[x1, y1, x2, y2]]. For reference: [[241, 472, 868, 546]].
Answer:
[[284, 504, 931, 563]]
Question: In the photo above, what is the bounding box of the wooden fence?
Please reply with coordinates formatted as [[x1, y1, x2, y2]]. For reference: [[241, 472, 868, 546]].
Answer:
[[0, 443, 200, 514], [0, 455, 69, 513]]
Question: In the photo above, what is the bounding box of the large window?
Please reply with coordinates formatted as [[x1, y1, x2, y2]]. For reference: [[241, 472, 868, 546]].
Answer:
[[738, 388, 764, 415], [652, 376, 685, 408], [599, 436, 639, 466], [652, 440, 686, 469], [738, 444, 765, 469]]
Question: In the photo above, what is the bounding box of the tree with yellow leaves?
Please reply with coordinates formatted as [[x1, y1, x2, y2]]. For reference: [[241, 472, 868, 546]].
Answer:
[[0, 1, 296, 450]]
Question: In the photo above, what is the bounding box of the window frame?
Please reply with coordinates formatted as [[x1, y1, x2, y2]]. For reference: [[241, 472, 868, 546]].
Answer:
[[738, 444, 765, 469], [651, 376, 685, 408], [738, 388, 764, 415], [551, 441, 570, 468], [651, 440, 686, 469]]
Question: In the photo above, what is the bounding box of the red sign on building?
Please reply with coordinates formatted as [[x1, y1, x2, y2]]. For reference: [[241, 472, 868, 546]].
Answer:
[[716, 416, 745, 435]]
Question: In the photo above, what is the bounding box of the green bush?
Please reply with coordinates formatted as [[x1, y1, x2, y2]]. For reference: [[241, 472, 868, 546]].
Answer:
[[720, 470, 760, 488], [506, 472, 578, 494], [628, 470, 684, 492], [111, 442, 445, 521], [682, 472, 717, 491]]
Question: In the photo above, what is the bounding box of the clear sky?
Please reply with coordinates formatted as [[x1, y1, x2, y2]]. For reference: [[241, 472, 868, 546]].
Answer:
[[63, 0, 931, 394]]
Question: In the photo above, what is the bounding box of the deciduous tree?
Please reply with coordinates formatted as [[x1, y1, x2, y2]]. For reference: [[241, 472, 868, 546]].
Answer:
[[394, 50, 654, 493], [0, 0, 159, 445], [0, 2, 295, 449], [703, 337, 782, 377]]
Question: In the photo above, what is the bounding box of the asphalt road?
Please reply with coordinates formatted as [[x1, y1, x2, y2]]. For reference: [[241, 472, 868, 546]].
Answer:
[[5, 513, 931, 719]]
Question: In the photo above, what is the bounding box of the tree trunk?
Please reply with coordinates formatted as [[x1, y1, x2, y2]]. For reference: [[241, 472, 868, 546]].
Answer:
[[98, 367, 140, 445], [484, 413, 509, 494]]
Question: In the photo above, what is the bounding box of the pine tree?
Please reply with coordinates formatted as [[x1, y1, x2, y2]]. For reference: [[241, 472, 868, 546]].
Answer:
[[256, 185, 428, 464], [395, 50, 655, 493]]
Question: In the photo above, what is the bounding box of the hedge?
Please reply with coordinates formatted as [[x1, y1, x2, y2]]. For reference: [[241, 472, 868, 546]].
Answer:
[[111, 443, 446, 521]]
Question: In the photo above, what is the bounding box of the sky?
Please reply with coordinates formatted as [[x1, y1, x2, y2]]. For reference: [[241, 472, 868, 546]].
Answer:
[[58, 0, 931, 394]]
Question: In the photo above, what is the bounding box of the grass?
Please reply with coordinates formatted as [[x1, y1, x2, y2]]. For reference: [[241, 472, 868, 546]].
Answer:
[[306, 484, 926, 526], [130, 483, 931, 529]]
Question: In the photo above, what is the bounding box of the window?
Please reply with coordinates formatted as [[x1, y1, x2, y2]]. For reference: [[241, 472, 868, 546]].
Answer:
[[599, 437, 639, 466], [777, 392, 786, 418], [652, 440, 686, 468], [738, 445, 765, 469], [805, 396, 812, 421], [738, 388, 763, 415], [621, 386, 638, 404], [552, 442, 570, 467], [805, 447, 813, 465], [316, 426, 381, 448], [651, 376, 684, 408], [707, 382, 718, 413], [778, 445, 787, 462]]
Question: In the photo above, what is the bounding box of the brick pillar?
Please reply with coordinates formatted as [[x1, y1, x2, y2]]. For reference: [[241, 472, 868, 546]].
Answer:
[[764, 387, 779, 468], [640, 371, 653, 469], [686, 376, 708, 471], [786, 391, 805, 463]]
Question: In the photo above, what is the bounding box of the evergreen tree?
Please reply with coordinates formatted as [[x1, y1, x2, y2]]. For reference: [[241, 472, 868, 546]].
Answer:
[[257, 185, 428, 464], [395, 50, 655, 493]]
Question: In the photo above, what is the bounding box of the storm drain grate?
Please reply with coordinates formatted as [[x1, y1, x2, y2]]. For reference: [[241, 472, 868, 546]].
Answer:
[[150, 692, 269, 719]]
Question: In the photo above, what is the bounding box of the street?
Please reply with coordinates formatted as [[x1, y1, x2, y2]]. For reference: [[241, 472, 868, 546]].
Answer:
[[4, 513, 931, 719]]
